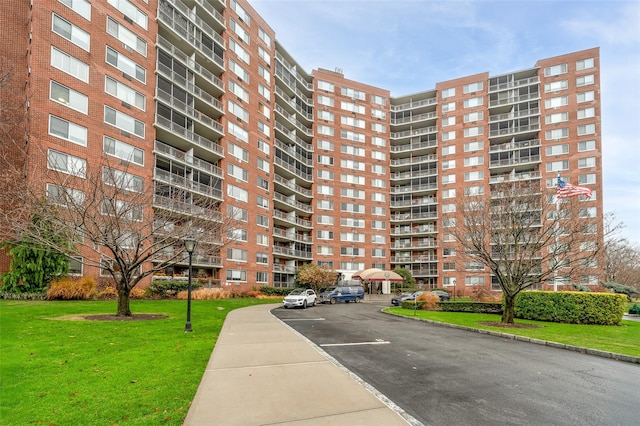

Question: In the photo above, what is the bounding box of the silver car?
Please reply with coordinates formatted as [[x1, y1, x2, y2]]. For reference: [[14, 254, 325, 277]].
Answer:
[[283, 288, 317, 309]]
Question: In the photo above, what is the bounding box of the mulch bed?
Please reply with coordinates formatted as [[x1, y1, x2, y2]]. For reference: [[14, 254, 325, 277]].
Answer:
[[84, 314, 169, 321], [477, 321, 544, 329]]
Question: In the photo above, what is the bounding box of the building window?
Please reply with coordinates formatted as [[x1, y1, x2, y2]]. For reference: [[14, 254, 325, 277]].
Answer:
[[371, 164, 386, 174], [577, 91, 595, 103], [341, 130, 365, 143], [371, 122, 386, 133], [67, 256, 84, 275], [228, 205, 248, 222], [51, 47, 89, 82], [257, 158, 269, 173], [464, 141, 483, 152], [371, 108, 386, 119], [464, 126, 483, 137], [545, 96, 568, 108], [464, 155, 483, 166], [229, 59, 249, 82], [106, 16, 146, 56], [102, 167, 144, 193], [317, 230, 334, 240], [256, 234, 269, 246], [442, 101, 455, 113], [317, 139, 334, 151], [371, 136, 386, 147], [576, 58, 594, 70], [371, 178, 386, 188], [544, 80, 568, 93], [256, 272, 268, 283], [578, 157, 596, 168], [47, 183, 85, 206], [442, 145, 456, 156], [104, 106, 144, 137], [318, 170, 334, 180], [341, 87, 365, 100], [545, 144, 569, 156], [442, 174, 456, 185], [227, 184, 248, 202], [229, 80, 249, 102], [228, 142, 248, 162], [47, 149, 86, 178], [544, 63, 567, 76], [317, 215, 334, 225], [577, 124, 596, 136], [52, 13, 90, 51], [441, 87, 455, 99], [258, 64, 270, 83], [545, 112, 568, 124], [318, 95, 334, 107], [464, 111, 483, 122], [318, 80, 334, 92], [228, 163, 248, 181], [229, 228, 248, 242], [226, 248, 247, 262], [317, 199, 334, 210], [317, 155, 334, 166], [228, 122, 249, 143], [442, 116, 455, 127], [578, 174, 596, 185], [546, 160, 569, 172], [317, 125, 334, 136], [106, 46, 146, 83], [226, 269, 247, 282], [256, 214, 269, 227], [577, 107, 595, 119], [50, 81, 88, 114], [105, 76, 145, 110], [578, 140, 596, 152], [463, 97, 483, 108], [465, 276, 485, 285], [545, 128, 569, 140], [464, 171, 484, 181], [371, 150, 386, 161], [258, 27, 271, 46], [443, 262, 455, 271], [576, 74, 594, 87], [230, 0, 251, 25], [49, 115, 87, 146], [442, 160, 456, 170], [371, 94, 386, 106], [442, 189, 456, 199], [463, 82, 483, 93], [341, 101, 365, 114], [107, 0, 147, 29]]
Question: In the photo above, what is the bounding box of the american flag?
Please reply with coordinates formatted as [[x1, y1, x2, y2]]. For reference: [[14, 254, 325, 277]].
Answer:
[[557, 176, 592, 198]]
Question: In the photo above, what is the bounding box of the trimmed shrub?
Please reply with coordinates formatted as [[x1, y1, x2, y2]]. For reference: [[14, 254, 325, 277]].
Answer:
[[439, 301, 503, 314], [515, 291, 626, 325], [629, 304, 640, 315], [416, 292, 440, 310], [130, 287, 146, 299], [0, 291, 47, 300], [96, 286, 118, 300], [147, 280, 203, 298], [47, 277, 96, 300], [176, 288, 231, 300], [259, 286, 293, 297]]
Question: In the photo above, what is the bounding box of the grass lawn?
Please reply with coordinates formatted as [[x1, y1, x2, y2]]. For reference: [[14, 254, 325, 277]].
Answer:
[[384, 307, 640, 358], [0, 298, 278, 425]]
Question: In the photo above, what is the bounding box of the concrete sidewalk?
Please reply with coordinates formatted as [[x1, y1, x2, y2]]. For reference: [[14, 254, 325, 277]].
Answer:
[[183, 303, 410, 426]]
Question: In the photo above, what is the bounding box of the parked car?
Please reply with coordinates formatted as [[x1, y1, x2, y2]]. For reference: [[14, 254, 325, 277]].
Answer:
[[391, 290, 450, 306], [391, 290, 425, 306], [319, 285, 365, 304], [283, 288, 317, 309]]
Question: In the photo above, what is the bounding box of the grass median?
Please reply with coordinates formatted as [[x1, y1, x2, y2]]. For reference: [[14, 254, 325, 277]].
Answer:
[[0, 298, 279, 425], [384, 307, 640, 358]]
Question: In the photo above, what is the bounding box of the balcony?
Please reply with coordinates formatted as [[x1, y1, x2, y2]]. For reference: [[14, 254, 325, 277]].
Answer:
[[275, 139, 313, 165], [391, 169, 438, 181], [390, 138, 438, 154], [154, 251, 222, 267], [153, 194, 223, 221], [390, 183, 438, 194], [489, 92, 540, 108], [489, 155, 541, 168], [274, 192, 313, 213], [156, 88, 224, 137], [390, 97, 437, 112], [275, 103, 313, 137], [488, 76, 539, 93], [273, 174, 313, 198], [274, 85, 314, 117], [273, 209, 312, 228], [273, 264, 297, 274], [390, 197, 437, 208], [274, 121, 313, 151], [156, 35, 224, 94], [391, 125, 437, 140], [275, 51, 313, 91], [155, 115, 224, 161], [489, 138, 540, 153], [273, 228, 312, 244], [391, 111, 437, 126], [154, 168, 223, 201], [489, 171, 541, 184], [190, 0, 226, 32], [489, 123, 540, 138], [274, 157, 313, 182], [390, 255, 438, 263], [273, 245, 313, 259], [154, 140, 223, 179], [392, 240, 437, 249], [391, 211, 438, 222], [391, 226, 437, 235], [390, 153, 437, 167]]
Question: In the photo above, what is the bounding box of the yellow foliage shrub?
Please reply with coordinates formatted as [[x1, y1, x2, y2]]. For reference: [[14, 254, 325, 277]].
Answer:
[[96, 286, 118, 300], [130, 287, 146, 299], [176, 288, 232, 300], [47, 277, 96, 300], [416, 292, 440, 310]]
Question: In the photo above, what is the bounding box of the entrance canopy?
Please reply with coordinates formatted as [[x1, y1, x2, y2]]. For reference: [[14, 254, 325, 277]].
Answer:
[[352, 268, 403, 282]]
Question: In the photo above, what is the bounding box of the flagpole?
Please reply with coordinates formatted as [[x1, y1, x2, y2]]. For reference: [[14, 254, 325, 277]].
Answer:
[[554, 173, 560, 292]]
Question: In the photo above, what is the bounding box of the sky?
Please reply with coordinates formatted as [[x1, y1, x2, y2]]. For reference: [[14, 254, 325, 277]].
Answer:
[[251, 0, 640, 244]]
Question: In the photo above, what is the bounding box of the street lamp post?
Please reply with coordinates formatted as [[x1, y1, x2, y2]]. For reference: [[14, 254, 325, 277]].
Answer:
[[184, 237, 197, 332], [452, 279, 456, 301]]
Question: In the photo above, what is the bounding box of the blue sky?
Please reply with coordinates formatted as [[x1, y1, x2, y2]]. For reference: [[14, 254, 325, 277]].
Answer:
[[251, 0, 640, 244]]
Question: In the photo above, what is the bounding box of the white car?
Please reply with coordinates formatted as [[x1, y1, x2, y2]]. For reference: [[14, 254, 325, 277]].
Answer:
[[283, 288, 317, 309]]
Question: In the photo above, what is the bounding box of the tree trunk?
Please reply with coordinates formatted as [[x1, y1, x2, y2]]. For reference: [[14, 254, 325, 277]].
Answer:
[[501, 293, 516, 324], [116, 284, 132, 317]]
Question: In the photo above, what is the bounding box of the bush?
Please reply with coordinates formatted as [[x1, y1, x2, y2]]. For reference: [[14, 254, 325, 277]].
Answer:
[[176, 288, 231, 300], [47, 277, 96, 300], [0, 291, 47, 300], [439, 301, 503, 314], [515, 291, 627, 325], [630, 304, 640, 315], [147, 280, 203, 298], [96, 286, 118, 300], [259, 286, 293, 297], [416, 292, 440, 310]]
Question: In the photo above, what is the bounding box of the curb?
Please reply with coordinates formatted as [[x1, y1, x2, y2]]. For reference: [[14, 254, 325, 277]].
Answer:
[[383, 310, 640, 365]]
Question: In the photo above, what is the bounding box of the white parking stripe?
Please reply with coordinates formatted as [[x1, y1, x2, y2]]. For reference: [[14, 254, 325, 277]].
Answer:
[[321, 340, 390, 347], [282, 318, 326, 321]]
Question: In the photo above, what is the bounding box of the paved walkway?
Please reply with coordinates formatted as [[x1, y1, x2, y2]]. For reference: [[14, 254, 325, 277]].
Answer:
[[183, 303, 410, 426]]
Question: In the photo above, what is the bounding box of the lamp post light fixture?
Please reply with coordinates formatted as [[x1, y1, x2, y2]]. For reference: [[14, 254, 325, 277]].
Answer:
[[184, 237, 197, 332], [452, 279, 456, 301]]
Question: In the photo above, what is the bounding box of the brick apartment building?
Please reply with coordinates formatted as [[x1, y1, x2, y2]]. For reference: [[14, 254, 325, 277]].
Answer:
[[1, 0, 603, 294]]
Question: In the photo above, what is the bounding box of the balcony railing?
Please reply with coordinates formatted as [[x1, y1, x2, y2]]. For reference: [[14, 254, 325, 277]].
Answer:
[[156, 88, 224, 135], [274, 192, 313, 213], [391, 125, 437, 140], [390, 153, 437, 167], [154, 140, 223, 178], [390, 97, 437, 112], [273, 245, 313, 259], [489, 155, 541, 168], [273, 228, 312, 243], [488, 76, 539, 93], [489, 171, 541, 184], [489, 92, 540, 107], [155, 115, 224, 156], [274, 157, 313, 182], [391, 169, 438, 180], [154, 168, 223, 200], [489, 138, 540, 153], [153, 195, 223, 221], [274, 138, 313, 165], [390, 138, 438, 153], [391, 111, 437, 125], [489, 107, 540, 123], [274, 85, 313, 115], [391, 183, 438, 194], [489, 123, 540, 138], [274, 51, 313, 91], [273, 174, 313, 197], [274, 121, 313, 151], [391, 211, 438, 221], [156, 62, 223, 114], [273, 209, 312, 228], [274, 103, 313, 136]]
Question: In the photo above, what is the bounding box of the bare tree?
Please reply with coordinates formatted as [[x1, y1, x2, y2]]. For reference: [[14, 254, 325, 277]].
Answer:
[[451, 181, 600, 323], [603, 212, 640, 290], [5, 153, 239, 316]]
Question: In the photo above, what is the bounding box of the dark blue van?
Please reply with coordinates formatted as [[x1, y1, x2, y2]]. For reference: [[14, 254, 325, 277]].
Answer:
[[319, 285, 365, 304]]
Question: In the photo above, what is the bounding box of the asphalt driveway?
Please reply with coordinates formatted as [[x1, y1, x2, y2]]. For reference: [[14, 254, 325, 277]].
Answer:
[[273, 303, 639, 426]]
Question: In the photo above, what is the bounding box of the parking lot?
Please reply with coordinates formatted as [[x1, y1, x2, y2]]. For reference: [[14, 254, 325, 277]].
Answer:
[[273, 302, 639, 425]]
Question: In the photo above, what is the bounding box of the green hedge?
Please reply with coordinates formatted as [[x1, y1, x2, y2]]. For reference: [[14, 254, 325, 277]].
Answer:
[[515, 291, 626, 325], [259, 286, 293, 296], [439, 301, 503, 314]]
